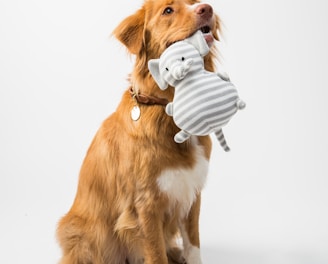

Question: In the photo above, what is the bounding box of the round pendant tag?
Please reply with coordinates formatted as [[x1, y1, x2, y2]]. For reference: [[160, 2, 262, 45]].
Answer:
[[131, 106, 140, 121]]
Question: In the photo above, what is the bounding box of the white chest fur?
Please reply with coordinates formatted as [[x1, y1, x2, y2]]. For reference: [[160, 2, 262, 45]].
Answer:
[[157, 140, 209, 218]]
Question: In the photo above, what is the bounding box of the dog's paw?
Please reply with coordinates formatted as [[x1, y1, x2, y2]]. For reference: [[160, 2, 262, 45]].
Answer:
[[168, 247, 187, 264], [183, 246, 202, 264]]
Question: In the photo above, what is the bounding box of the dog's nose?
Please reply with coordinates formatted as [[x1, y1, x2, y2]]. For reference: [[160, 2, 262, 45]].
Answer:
[[194, 3, 213, 19]]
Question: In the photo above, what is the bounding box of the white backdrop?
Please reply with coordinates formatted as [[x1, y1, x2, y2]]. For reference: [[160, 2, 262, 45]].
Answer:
[[1, 0, 328, 263]]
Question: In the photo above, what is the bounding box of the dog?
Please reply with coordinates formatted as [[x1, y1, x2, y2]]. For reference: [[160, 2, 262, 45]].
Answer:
[[56, 0, 221, 263]]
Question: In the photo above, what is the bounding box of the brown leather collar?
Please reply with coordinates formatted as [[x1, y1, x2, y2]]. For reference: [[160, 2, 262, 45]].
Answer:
[[129, 87, 169, 106]]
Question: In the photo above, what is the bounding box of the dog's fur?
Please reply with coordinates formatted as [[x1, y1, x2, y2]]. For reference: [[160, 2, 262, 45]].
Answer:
[[57, 0, 220, 263]]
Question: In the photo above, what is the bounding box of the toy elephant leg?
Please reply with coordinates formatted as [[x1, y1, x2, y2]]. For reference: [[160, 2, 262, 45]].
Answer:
[[236, 99, 246, 110], [174, 130, 191, 143], [215, 129, 230, 152], [165, 103, 174, 117]]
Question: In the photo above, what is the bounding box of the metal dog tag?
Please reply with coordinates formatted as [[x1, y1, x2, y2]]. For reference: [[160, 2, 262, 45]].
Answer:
[[131, 105, 140, 121]]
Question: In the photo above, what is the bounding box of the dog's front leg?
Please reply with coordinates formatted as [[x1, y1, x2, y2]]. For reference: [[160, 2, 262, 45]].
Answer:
[[136, 195, 168, 264], [181, 194, 202, 264]]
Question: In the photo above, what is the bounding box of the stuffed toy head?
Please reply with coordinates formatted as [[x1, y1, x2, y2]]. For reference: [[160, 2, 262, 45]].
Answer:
[[148, 30, 245, 151], [148, 30, 210, 90]]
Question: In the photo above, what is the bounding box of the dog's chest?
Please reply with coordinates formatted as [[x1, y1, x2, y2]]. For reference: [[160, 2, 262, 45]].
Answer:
[[156, 142, 209, 217]]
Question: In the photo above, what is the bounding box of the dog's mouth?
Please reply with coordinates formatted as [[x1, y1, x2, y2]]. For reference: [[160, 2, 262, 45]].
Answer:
[[199, 25, 214, 47], [166, 24, 214, 48], [200, 25, 211, 34]]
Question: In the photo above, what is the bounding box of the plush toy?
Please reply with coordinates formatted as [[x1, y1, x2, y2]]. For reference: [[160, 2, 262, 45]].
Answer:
[[148, 30, 245, 151]]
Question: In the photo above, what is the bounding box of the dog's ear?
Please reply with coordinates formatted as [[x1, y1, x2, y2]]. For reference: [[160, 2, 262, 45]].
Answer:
[[148, 59, 168, 90], [213, 14, 221, 41], [113, 8, 145, 54]]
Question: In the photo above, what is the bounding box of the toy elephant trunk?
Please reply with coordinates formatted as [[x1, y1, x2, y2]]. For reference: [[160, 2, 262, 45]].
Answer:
[[171, 58, 193, 80]]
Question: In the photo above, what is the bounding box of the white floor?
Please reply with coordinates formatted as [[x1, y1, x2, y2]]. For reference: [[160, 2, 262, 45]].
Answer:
[[201, 246, 328, 264]]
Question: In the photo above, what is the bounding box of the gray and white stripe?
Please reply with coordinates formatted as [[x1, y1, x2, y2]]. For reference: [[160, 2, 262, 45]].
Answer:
[[156, 40, 245, 151]]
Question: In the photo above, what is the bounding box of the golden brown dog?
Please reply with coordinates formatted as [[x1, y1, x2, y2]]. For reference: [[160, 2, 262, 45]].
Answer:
[[57, 0, 220, 263]]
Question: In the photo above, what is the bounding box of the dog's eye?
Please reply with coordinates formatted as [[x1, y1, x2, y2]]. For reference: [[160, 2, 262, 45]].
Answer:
[[165, 67, 169, 71], [162, 7, 174, 15], [181, 57, 185, 61]]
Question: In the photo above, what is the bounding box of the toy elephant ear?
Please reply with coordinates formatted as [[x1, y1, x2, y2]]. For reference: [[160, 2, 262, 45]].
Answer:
[[148, 59, 169, 90], [184, 30, 210, 57]]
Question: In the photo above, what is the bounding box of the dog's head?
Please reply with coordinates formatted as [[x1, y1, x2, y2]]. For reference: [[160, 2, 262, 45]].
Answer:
[[114, 0, 220, 81]]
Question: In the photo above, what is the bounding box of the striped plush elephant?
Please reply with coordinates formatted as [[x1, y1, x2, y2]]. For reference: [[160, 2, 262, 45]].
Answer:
[[148, 30, 245, 152]]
